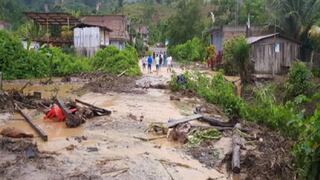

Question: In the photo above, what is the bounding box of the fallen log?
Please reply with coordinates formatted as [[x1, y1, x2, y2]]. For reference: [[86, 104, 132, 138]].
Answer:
[[191, 125, 234, 131], [55, 98, 83, 128], [75, 99, 111, 116], [166, 114, 203, 128], [15, 105, 48, 141], [200, 116, 238, 127], [232, 123, 242, 174]]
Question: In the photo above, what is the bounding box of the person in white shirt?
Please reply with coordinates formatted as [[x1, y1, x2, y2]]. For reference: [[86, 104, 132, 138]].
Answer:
[[167, 56, 173, 72], [155, 55, 160, 75]]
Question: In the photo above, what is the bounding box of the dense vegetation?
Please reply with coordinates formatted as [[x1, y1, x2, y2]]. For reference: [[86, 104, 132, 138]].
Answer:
[[169, 61, 320, 179], [0, 30, 140, 79], [168, 37, 205, 62]]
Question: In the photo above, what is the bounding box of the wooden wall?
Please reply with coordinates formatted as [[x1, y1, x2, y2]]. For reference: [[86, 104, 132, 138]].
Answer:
[[249, 38, 300, 74]]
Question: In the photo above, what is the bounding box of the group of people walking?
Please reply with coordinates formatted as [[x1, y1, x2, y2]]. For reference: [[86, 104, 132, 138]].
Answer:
[[142, 52, 173, 74]]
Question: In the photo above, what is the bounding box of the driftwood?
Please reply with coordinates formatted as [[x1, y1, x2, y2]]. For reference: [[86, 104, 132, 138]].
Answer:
[[232, 123, 242, 174], [15, 105, 48, 141], [75, 99, 111, 116], [166, 114, 203, 128], [19, 81, 32, 92], [55, 98, 83, 128], [200, 116, 238, 127], [117, 70, 127, 77]]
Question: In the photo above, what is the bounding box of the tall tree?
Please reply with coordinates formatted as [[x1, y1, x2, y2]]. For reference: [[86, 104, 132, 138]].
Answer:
[[166, 0, 204, 45], [270, 0, 320, 59]]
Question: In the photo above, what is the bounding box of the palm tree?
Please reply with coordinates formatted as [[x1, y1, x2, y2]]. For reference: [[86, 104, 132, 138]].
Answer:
[[308, 25, 320, 66], [270, 0, 320, 59]]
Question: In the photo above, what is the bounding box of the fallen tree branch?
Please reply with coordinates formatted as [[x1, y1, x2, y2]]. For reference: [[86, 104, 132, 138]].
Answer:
[[232, 123, 242, 174], [166, 114, 203, 128], [200, 116, 238, 127]]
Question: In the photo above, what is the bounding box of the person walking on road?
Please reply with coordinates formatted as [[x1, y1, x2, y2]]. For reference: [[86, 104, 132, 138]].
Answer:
[[159, 52, 163, 68], [155, 54, 160, 75], [147, 55, 153, 73], [142, 57, 147, 71]]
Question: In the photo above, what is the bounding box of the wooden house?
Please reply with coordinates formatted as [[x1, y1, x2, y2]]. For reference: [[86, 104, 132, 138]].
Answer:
[[247, 33, 300, 75], [73, 23, 112, 57], [208, 25, 268, 52], [80, 15, 130, 50]]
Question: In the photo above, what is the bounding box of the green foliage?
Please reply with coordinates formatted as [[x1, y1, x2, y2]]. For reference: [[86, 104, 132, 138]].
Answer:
[[222, 36, 250, 82], [92, 45, 141, 76], [246, 86, 303, 138], [222, 37, 240, 75], [169, 37, 205, 62], [285, 61, 314, 99], [48, 47, 91, 76], [187, 129, 221, 147], [294, 109, 320, 180], [170, 71, 247, 118], [166, 0, 204, 45], [206, 45, 216, 60]]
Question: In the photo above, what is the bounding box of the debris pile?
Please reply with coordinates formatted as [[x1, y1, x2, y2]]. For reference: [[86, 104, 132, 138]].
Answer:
[[135, 76, 169, 89], [0, 137, 39, 159], [78, 73, 142, 93], [0, 90, 51, 113]]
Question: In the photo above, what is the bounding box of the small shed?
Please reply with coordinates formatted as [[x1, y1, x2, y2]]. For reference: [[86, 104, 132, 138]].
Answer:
[[73, 23, 112, 57], [80, 15, 130, 50], [247, 33, 300, 75]]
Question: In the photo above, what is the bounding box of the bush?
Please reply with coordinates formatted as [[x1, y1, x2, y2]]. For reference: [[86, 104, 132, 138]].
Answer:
[[286, 61, 314, 99], [222, 36, 250, 77], [294, 109, 320, 179], [170, 71, 247, 117], [246, 85, 303, 138], [48, 47, 91, 76], [169, 37, 205, 62], [92, 45, 141, 76]]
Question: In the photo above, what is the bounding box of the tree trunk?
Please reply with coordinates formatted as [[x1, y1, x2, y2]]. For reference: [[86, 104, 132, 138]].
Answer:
[[232, 123, 242, 174]]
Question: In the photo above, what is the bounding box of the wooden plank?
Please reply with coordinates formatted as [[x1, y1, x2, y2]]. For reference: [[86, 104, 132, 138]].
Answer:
[[75, 99, 112, 116], [166, 114, 203, 128], [16, 106, 48, 141], [55, 98, 82, 128]]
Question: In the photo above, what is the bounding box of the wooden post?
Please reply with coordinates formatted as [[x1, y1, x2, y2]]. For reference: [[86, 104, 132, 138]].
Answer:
[[232, 123, 242, 174], [16, 106, 48, 141], [0, 72, 2, 91]]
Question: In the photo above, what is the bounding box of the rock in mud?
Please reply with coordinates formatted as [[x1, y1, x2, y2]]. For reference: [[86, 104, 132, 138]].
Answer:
[[167, 122, 192, 143], [0, 137, 39, 158], [170, 95, 180, 101], [87, 147, 99, 152], [1, 127, 34, 139]]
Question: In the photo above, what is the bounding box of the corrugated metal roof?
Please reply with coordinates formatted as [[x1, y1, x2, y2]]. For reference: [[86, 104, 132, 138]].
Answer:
[[80, 15, 129, 41], [246, 33, 279, 44], [246, 33, 300, 44]]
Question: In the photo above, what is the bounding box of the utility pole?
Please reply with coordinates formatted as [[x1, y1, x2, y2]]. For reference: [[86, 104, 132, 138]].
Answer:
[[235, 0, 240, 26]]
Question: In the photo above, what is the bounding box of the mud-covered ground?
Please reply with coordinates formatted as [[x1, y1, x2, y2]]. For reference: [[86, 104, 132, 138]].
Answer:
[[0, 66, 295, 180]]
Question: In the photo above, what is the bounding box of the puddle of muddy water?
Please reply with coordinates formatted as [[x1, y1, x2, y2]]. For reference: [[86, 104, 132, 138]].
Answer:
[[0, 79, 228, 179], [3, 81, 83, 100], [0, 111, 84, 151]]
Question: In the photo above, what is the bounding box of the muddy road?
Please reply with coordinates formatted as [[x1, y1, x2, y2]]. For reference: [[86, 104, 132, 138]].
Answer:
[[0, 67, 228, 180], [0, 65, 294, 180]]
